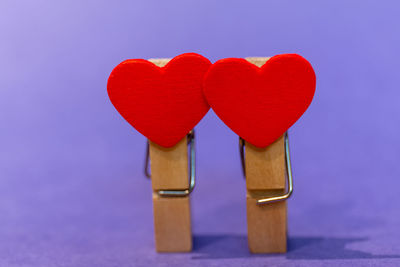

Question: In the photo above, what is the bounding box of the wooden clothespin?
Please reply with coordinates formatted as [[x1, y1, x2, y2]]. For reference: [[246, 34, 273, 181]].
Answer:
[[240, 133, 291, 253], [108, 52, 315, 253], [147, 133, 193, 252], [145, 58, 192, 252], [107, 53, 211, 252], [242, 57, 289, 253], [203, 55, 316, 253]]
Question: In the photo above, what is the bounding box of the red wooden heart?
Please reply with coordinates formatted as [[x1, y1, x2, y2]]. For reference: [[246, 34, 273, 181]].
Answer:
[[107, 53, 211, 147], [203, 54, 316, 148]]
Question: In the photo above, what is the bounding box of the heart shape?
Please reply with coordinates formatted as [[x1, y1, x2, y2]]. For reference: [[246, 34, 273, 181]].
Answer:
[[203, 54, 316, 148], [107, 53, 211, 147]]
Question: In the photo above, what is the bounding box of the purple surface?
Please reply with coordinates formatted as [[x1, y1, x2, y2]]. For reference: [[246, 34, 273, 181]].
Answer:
[[1, 0, 400, 266]]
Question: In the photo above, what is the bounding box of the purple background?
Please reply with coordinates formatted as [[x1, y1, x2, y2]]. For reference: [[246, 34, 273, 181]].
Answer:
[[1, 0, 400, 266]]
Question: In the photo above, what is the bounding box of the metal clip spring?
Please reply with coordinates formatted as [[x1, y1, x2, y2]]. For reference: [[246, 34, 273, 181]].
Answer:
[[144, 131, 195, 197], [240, 132, 293, 205]]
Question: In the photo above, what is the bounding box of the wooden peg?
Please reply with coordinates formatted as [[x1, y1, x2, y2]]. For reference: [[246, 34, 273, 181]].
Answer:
[[108, 54, 213, 252], [147, 58, 192, 252], [244, 57, 287, 253]]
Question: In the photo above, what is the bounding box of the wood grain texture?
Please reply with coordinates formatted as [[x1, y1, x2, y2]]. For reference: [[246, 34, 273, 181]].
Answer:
[[245, 137, 288, 253], [246, 193, 287, 253], [152, 194, 192, 252], [244, 133, 287, 253], [149, 137, 189, 190], [244, 134, 287, 253], [245, 57, 270, 67], [245, 135, 285, 190], [148, 58, 170, 67]]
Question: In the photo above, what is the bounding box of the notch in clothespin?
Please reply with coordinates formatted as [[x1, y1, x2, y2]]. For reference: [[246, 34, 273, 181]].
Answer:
[[203, 55, 316, 253], [107, 53, 211, 252]]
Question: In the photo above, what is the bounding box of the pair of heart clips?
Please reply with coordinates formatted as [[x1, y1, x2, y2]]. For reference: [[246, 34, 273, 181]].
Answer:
[[107, 53, 316, 151], [107, 53, 315, 252]]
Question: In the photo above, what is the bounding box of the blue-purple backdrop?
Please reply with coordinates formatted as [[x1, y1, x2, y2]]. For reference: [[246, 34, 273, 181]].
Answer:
[[1, 1, 399, 266]]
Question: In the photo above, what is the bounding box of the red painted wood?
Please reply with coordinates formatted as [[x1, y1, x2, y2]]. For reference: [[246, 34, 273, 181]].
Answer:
[[203, 54, 316, 148], [107, 53, 211, 148]]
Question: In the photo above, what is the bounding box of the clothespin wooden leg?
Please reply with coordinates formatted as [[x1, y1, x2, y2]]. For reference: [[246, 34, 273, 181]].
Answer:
[[244, 135, 287, 253], [149, 137, 192, 252]]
